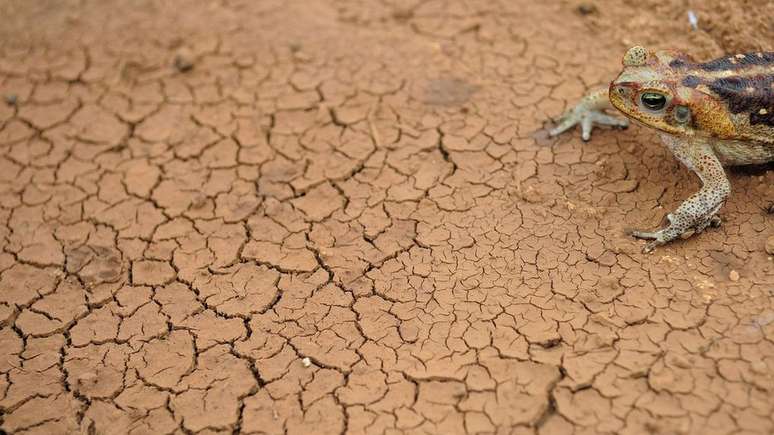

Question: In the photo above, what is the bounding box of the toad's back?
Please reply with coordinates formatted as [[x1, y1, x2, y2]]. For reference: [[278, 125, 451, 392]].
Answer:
[[671, 52, 774, 147]]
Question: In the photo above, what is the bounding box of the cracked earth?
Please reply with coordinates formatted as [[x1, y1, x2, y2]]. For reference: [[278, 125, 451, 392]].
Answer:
[[0, 0, 773, 434]]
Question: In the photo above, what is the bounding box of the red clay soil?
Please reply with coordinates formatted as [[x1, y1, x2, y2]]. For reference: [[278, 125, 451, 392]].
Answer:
[[0, 0, 773, 434]]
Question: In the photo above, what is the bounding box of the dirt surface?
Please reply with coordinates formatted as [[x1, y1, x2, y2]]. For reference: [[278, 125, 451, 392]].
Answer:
[[1, 0, 773, 434]]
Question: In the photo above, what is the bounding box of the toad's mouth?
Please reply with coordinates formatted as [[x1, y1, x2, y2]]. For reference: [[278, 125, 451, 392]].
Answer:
[[608, 84, 627, 114], [608, 82, 644, 122]]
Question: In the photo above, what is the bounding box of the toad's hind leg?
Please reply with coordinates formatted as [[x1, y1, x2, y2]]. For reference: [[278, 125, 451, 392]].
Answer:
[[631, 136, 731, 253]]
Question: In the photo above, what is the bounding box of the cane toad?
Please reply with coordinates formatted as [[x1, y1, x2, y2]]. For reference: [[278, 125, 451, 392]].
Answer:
[[550, 46, 774, 252]]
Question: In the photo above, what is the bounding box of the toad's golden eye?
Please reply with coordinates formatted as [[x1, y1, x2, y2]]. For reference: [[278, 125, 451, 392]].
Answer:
[[640, 92, 667, 111]]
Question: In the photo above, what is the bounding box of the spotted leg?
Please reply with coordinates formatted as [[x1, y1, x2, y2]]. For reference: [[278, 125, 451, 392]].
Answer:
[[549, 87, 629, 141], [631, 136, 731, 253]]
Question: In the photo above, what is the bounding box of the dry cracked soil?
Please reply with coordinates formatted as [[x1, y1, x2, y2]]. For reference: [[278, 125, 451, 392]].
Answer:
[[0, 0, 773, 434]]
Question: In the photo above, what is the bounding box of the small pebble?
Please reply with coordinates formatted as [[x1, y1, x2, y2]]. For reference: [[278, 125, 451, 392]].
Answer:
[[173, 49, 195, 73], [190, 194, 207, 209], [4, 94, 17, 106], [729, 270, 740, 282], [765, 235, 774, 255], [302, 357, 311, 367], [577, 3, 598, 15]]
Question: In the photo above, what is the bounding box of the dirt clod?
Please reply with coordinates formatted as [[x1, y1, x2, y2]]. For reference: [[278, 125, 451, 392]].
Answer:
[[173, 49, 195, 72], [392, 8, 414, 22], [728, 270, 740, 281], [577, 3, 598, 15], [766, 236, 774, 255]]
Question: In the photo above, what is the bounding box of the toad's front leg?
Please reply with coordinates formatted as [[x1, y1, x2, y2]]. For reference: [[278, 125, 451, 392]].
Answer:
[[631, 136, 730, 253], [549, 86, 629, 141]]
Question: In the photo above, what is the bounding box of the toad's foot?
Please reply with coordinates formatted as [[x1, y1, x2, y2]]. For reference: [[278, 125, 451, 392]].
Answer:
[[549, 87, 629, 141], [549, 107, 629, 141], [630, 213, 722, 253]]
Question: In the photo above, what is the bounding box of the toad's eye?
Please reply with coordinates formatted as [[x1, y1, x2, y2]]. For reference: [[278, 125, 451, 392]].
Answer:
[[640, 92, 667, 111]]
